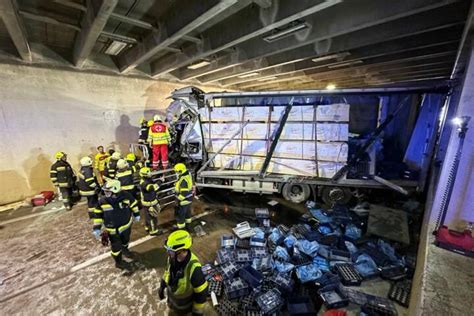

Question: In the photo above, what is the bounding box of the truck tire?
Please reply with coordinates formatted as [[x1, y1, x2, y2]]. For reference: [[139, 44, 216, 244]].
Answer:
[[282, 183, 311, 204], [321, 186, 352, 205]]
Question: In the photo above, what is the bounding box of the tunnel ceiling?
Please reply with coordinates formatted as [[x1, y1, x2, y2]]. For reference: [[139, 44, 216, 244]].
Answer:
[[0, 0, 472, 91]]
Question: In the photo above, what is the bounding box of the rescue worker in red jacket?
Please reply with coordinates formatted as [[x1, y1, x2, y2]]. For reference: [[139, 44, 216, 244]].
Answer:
[[50, 151, 76, 210], [91, 180, 140, 270], [139, 167, 162, 235], [77, 156, 99, 219], [147, 114, 170, 170], [159, 230, 208, 315]]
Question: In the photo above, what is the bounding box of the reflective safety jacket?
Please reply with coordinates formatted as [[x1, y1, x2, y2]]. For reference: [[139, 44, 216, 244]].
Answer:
[[104, 158, 118, 180], [139, 178, 159, 206], [116, 168, 135, 191], [92, 191, 139, 234], [94, 153, 109, 172], [50, 160, 75, 188], [175, 171, 193, 206], [138, 124, 149, 144], [126, 160, 141, 183], [163, 251, 208, 315], [147, 122, 170, 145], [77, 166, 98, 196]]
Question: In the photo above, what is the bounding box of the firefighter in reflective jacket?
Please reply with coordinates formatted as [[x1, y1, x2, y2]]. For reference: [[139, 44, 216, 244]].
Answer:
[[116, 159, 136, 196], [159, 230, 208, 315], [104, 152, 121, 180], [91, 180, 141, 270], [139, 167, 162, 235], [77, 156, 99, 218], [174, 163, 193, 229], [147, 114, 170, 170], [50, 151, 76, 210]]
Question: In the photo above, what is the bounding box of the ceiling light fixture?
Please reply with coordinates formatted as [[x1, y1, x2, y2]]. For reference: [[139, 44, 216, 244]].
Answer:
[[257, 76, 278, 81], [187, 60, 211, 70], [328, 60, 363, 69], [104, 41, 128, 55], [311, 52, 351, 63], [326, 83, 336, 90], [237, 72, 259, 78], [263, 21, 309, 43]]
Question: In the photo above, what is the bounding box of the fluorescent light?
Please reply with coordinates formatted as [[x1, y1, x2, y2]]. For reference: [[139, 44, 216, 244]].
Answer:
[[326, 84, 336, 90], [237, 72, 259, 78], [452, 116, 471, 128], [258, 76, 278, 82], [187, 60, 211, 70], [263, 21, 309, 43], [311, 52, 350, 63], [104, 41, 128, 55], [327, 60, 363, 69]]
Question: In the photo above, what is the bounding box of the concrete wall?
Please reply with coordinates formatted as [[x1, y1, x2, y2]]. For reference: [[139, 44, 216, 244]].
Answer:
[[0, 63, 218, 205]]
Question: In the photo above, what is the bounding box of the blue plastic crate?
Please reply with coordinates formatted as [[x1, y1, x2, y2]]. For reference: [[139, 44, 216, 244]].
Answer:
[[252, 255, 273, 274], [217, 249, 235, 264], [224, 277, 250, 300], [251, 247, 268, 260], [235, 249, 252, 263], [250, 236, 267, 248], [239, 265, 263, 288], [221, 235, 235, 249], [269, 273, 294, 293], [220, 261, 239, 280], [287, 296, 316, 315], [256, 288, 284, 315]]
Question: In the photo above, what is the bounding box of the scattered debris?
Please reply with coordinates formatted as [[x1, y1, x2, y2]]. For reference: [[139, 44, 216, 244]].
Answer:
[[0, 270, 24, 285], [24, 250, 47, 262]]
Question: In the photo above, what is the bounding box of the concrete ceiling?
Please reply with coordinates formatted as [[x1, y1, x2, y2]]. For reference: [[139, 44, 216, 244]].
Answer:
[[0, 0, 472, 90]]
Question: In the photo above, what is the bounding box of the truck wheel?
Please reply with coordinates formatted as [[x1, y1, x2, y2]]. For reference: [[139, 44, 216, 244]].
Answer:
[[321, 186, 352, 205], [282, 183, 311, 204]]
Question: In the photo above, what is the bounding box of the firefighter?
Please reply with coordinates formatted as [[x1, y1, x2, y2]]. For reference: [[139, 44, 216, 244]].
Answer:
[[138, 118, 151, 162], [139, 167, 162, 236], [159, 230, 208, 315], [94, 146, 109, 184], [126, 153, 141, 182], [50, 151, 76, 210], [104, 152, 121, 180], [77, 156, 99, 219], [147, 114, 170, 170], [116, 159, 136, 196], [91, 180, 141, 270], [174, 163, 193, 229]]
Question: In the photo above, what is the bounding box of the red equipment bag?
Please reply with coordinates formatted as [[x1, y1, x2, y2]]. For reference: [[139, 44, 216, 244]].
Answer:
[[31, 191, 55, 206], [435, 226, 474, 258]]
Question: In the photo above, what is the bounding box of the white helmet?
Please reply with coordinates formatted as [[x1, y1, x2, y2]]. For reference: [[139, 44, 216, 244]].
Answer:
[[117, 159, 128, 169], [80, 156, 93, 167], [153, 114, 162, 122], [111, 152, 121, 160], [103, 179, 121, 194]]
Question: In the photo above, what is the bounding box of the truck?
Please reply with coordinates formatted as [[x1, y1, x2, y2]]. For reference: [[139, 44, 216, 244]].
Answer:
[[161, 85, 448, 205]]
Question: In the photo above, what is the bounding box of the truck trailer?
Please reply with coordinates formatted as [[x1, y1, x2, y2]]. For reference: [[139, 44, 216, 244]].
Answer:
[[163, 85, 448, 205]]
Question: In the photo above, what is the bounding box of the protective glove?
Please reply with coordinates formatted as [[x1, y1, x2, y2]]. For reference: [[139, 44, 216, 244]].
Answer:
[[92, 229, 101, 239], [134, 215, 141, 223], [149, 206, 159, 217], [158, 279, 166, 300]]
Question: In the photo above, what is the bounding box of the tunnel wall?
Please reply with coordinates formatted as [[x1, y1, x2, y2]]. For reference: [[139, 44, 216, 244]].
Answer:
[[0, 63, 217, 205]]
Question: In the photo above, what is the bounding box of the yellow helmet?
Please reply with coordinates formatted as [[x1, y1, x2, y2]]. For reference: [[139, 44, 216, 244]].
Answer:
[[55, 151, 65, 159], [139, 166, 152, 177], [165, 230, 192, 252], [174, 163, 187, 174], [147, 120, 153, 127], [126, 153, 136, 162]]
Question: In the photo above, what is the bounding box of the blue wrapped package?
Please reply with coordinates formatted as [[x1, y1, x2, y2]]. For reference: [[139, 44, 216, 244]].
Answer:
[[354, 254, 379, 278], [309, 208, 332, 224], [274, 260, 295, 273], [313, 256, 330, 272], [269, 228, 283, 244], [318, 224, 333, 235], [377, 240, 404, 265], [284, 235, 298, 248], [274, 246, 291, 262], [344, 241, 358, 255], [295, 263, 323, 283], [296, 240, 320, 257], [345, 224, 362, 240], [253, 227, 265, 239]]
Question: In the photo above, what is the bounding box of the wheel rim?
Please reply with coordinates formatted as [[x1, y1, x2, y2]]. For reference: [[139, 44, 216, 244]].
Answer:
[[328, 187, 345, 202]]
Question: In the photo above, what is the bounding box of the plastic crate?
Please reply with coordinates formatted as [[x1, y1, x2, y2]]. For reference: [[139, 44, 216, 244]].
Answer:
[[318, 235, 339, 246], [361, 300, 398, 316], [252, 255, 273, 274], [250, 236, 267, 248], [269, 272, 294, 293], [221, 235, 235, 249], [333, 263, 363, 286], [380, 265, 407, 281], [233, 222, 256, 239], [239, 265, 264, 288], [255, 208, 270, 219], [217, 249, 235, 264], [329, 249, 352, 262], [293, 224, 310, 236], [388, 280, 411, 307], [224, 277, 250, 300], [314, 272, 340, 288], [287, 296, 317, 315], [235, 238, 251, 249], [220, 261, 240, 280], [235, 250, 252, 263], [292, 254, 313, 267], [278, 224, 291, 235], [359, 245, 392, 267], [251, 247, 268, 260], [318, 284, 349, 309], [244, 307, 264, 316], [208, 279, 223, 297], [215, 298, 239, 316], [256, 288, 284, 315]]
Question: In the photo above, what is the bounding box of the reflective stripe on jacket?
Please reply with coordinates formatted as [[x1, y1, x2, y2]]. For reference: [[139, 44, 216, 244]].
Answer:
[[91, 191, 139, 230], [175, 171, 193, 206], [140, 178, 159, 206], [147, 123, 170, 145], [116, 169, 135, 191], [50, 160, 75, 188], [77, 166, 98, 196]]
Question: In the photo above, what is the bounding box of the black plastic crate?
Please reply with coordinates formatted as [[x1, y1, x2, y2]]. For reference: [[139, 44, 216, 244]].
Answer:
[[380, 265, 407, 281], [256, 288, 284, 315], [329, 249, 352, 262], [208, 279, 223, 297], [388, 280, 411, 307], [287, 296, 317, 315], [244, 307, 264, 316], [318, 234, 339, 246], [215, 298, 239, 316], [314, 272, 340, 288], [292, 254, 313, 267], [224, 277, 250, 300], [252, 255, 273, 274], [269, 272, 294, 293], [251, 247, 268, 260], [255, 208, 270, 219], [293, 224, 310, 236], [361, 300, 398, 316], [239, 265, 264, 289], [235, 238, 251, 249], [278, 224, 291, 236], [217, 249, 235, 264], [318, 283, 349, 309], [333, 263, 363, 286], [235, 249, 252, 263], [220, 261, 240, 280]]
